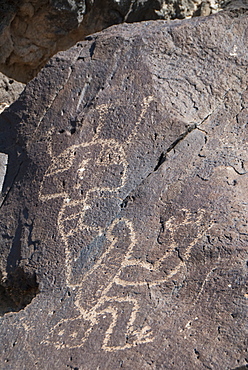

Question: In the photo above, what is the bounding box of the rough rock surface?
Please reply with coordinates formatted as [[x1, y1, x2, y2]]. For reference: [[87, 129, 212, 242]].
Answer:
[[0, 9, 247, 370], [0, 0, 226, 83], [0, 73, 25, 113]]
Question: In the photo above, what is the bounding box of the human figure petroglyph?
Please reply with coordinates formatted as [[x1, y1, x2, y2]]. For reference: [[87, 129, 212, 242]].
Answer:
[[41, 209, 211, 351], [39, 96, 154, 285], [39, 95, 213, 351]]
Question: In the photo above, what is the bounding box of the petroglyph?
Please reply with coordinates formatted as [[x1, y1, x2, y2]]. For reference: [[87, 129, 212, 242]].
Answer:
[[39, 95, 154, 285], [39, 95, 213, 351]]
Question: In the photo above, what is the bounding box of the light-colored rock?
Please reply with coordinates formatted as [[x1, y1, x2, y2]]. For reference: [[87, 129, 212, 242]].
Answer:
[[0, 153, 8, 193], [0, 73, 25, 113]]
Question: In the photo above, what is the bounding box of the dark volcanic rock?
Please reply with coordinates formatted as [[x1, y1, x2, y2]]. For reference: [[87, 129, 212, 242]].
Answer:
[[0, 9, 248, 370], [0, 0, 227, 83]]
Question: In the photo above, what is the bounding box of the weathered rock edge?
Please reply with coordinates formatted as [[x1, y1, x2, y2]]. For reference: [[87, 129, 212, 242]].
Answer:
[[0, 9, 247, 370], [0, 72, 25, 113]]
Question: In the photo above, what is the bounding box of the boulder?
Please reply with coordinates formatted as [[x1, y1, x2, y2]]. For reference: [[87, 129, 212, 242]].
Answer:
[[0, 0, 226, 83], [0, 73, 25, 113], [0, 9, 247, 369]]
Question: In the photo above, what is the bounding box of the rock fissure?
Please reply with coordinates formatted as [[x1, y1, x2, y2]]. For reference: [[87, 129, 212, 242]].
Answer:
[[89, 41, 96, 59], [229, 164, 247, 176], [120, 118, 209, 210], [153, 123, 198, 171]]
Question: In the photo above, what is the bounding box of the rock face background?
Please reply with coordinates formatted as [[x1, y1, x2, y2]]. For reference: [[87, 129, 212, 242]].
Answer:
[[0, 0, 226, 83], [0, 9, 247, 370]]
